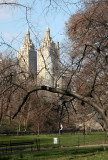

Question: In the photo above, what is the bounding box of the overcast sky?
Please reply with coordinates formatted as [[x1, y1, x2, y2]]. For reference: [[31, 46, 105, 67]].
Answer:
[[0, 0, 80, 54]]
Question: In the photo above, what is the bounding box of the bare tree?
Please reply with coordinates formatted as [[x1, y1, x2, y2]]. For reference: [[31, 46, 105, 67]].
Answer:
[[0, 0, 108, 134]]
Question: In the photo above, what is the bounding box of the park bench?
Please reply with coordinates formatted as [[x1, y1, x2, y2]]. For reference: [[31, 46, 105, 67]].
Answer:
[[0, 139, 40, 153]]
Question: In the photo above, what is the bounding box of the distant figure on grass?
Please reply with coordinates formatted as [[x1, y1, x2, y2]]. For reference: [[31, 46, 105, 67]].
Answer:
[[60, 124, 63, 135]]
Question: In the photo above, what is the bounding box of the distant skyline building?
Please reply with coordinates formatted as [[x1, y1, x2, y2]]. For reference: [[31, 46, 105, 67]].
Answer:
[[17, 29, 37, 78], [37, 26, 59, 87], [17, 27, 60, 87]]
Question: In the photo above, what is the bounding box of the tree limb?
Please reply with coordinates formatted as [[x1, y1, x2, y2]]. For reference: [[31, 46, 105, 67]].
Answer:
[[86, 43, 107, 58], [12, 85, 103, 119]]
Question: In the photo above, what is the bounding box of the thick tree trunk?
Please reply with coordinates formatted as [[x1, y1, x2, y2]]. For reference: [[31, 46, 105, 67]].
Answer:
[[104, 122, 108, 136], [38, 123, 40, 136], [24, 119, 27, 131], [18, 122, 21, 132]]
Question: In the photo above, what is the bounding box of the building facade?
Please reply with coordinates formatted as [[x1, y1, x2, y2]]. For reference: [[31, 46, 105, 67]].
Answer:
[[37, 26, 59, 87], [17, 29, 37, 78], [17, 27, 60, 87]]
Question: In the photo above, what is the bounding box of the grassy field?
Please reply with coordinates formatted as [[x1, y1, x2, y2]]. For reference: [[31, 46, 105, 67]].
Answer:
[[0, 132, 108, 159], [0, 132, 108, 148], [0, 146, 108, 160]]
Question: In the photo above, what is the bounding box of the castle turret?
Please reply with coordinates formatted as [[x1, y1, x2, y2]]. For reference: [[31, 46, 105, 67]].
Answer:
[[45, 26, 50, 40], [25, 29, 30, 42], [17, 29, 36, 79], [37, 27, 59, 87]]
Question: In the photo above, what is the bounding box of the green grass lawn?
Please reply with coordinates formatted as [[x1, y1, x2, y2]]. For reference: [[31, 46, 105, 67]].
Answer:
[[0, 146, 108, 160], [0, 132, 108, 159], [0, 132, 108, 148]]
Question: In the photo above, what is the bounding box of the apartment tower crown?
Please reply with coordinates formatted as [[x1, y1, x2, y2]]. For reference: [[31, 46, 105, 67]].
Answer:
[[17, 27, 61, 88]]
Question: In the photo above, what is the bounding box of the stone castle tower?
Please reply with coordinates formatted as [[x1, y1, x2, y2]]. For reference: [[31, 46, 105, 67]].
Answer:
[[37, 26, 59, 87], [17, 29, 37, 78], [17, 27, 60, 87]]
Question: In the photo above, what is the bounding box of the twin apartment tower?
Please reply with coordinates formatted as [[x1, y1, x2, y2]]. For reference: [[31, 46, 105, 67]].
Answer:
[[17, 27, 60, 87]]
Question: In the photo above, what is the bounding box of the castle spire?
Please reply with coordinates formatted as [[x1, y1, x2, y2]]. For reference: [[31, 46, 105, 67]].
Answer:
[[45, 26, 50, 40], [26, 24, 30, 34], [26, 29, 30, 35], [26, 28, 30, 42]]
